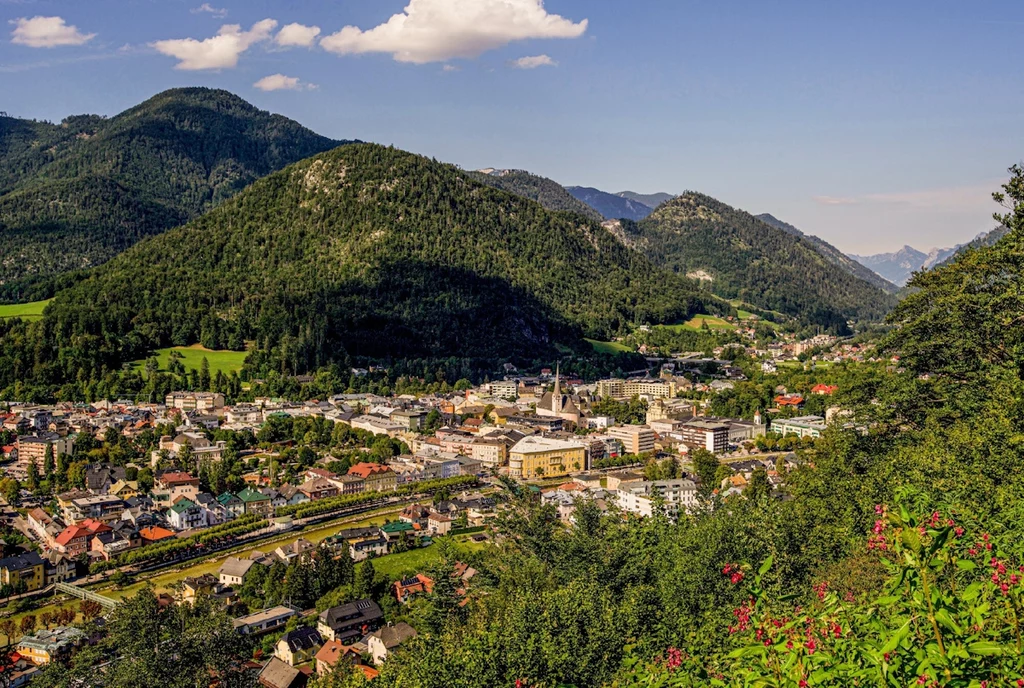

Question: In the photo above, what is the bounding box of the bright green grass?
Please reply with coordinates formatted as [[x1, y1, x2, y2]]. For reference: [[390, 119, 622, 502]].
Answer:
[[133, 344, 248, 376], [0, 299, 50, 321], [586, 338, 633, 354], [736, 309, 756, 320], [362, 536, 487, 579]]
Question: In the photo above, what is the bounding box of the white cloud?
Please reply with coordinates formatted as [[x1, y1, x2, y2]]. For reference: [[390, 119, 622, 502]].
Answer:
[[191, 4, 227, 19], [511, 54, 556, 69], [275, 23, 321, 48], [151, 19, 277, 70], [253, 73, 317, 91], [320, 0, 587, 64], [814, 182, 1001, 211], [813, 196, 859, 206], [442, 64, 459, 72], [10, 16, 95, 48]]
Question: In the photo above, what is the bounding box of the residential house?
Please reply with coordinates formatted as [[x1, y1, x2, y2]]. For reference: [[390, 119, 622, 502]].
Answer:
[[318, 599, 384, 644], [427, 511, 452, 536], [219, 557, 256, 588], [26, 508, 59, 547], [62, 495, 125, 524], [181, 573, 219, 604], [393, 574, 433, 604], [314, 640, 363, 677], [0, 551, 45, 592], [278, 485, 309, 506], [108, 480, 139, 500], [368, 623, 418, 666], [257, 657, 307, 688], [139, 526, 176, 545], [233, 606, 299, 635], [166, 498, 207, 531], [348, 532, 388, 562], [297, 478, 338, 502], [153, 472, 200, 508], [16, 627, 86, 665], [42, 551, 76, 585], [274, 538, 315, 564], [274, 627, 324, 666], [237, 487, 273, 516], [217, 492, 246, 519]]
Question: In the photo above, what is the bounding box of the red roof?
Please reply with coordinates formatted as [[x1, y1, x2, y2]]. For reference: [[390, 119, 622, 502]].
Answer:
[[54, 526, 87, 546], [811, 384, 838, 395], [774, 395, 804, 406], [159, 471, 198, 486], [139, 526, 176, 542], [357, 666, 379, 680], [348, 462, 394, 479]]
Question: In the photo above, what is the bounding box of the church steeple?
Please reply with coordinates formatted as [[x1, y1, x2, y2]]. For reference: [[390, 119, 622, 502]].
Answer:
[[552, 363, 561, 413]]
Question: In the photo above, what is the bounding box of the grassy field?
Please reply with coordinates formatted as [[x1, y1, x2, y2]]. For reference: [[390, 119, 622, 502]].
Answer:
[[133, 344, 248, 376], [586, 338, 633, 354], [363, 536, 487, 579], [662, 315, 734, 332], [0, 299, 50, 321]]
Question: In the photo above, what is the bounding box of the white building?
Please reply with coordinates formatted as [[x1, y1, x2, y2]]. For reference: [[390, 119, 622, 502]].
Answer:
[[617, 479, 698, 519]]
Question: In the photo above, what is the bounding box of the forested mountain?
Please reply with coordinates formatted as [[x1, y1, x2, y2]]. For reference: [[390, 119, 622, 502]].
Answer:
[[566, 186, 654, 221], [0, 144, 709, 393], [465, 169, 603, 221], [627, 193, 898, 331], [617, 190, 674, 208], [756, 213, 899, 293], [0, 88, 345, 299]]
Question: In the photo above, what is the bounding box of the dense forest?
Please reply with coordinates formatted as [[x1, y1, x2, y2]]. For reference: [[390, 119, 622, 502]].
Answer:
[[630, 193, 899, 332], [755, 212, 900, 293], [0, 88, 345, 300], [464, 169, 604, 222], [0, 144, 713, 399]]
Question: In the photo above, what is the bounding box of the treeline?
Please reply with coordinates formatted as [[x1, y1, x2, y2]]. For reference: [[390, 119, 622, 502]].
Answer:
[[0, 143, 710, 401]]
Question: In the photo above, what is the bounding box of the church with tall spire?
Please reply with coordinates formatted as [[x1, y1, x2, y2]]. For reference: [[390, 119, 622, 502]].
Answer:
[[537, 363, 584, 425]]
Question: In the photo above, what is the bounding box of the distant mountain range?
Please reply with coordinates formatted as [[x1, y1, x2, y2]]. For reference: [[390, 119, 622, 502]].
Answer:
[[617, 191, 675, 208], [565, 186, 658, 221], [467, 169, 603, 222], [850, 226, 1009, 286]]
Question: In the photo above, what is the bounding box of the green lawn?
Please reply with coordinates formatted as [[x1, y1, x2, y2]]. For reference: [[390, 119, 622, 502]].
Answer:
[[0, 299, 50, 321], [363, 536, 487, 579], [586, 338, 633, 354], [133, 344, 249, 376]]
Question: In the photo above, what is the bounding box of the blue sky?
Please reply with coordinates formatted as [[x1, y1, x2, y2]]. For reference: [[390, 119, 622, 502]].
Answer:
[[2, 0, 1022, 254]]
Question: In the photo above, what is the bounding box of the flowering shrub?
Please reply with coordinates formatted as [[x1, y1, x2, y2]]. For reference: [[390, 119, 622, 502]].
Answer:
[[613, 504, 1024, 687]]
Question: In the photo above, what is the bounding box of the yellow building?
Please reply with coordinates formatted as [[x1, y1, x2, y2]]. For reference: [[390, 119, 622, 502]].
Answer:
[[16, 627, 86, 664], [348, 463, 397, 492], [509, 436, 586, 479], [108, 479, 139, 500], [0, 551, 45, 592]]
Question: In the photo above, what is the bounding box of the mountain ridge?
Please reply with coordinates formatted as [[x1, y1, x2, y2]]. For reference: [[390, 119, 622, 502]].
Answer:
[[14, 144, 711, 389], [0, 87, 348, 300], [755, 213, 899, 293], [566, 186, 654, 221], [627, 193, 898, 332]]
